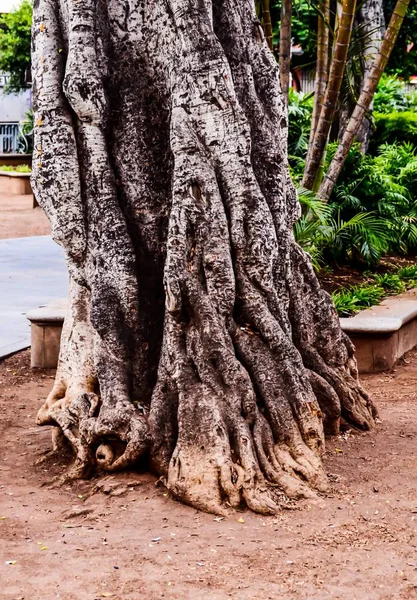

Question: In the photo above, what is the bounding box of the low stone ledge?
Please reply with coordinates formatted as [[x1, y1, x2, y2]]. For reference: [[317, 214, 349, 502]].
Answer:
[[340, 289, 417, 373], [0, 171, 32, 195], [26, 299, 66, 369]]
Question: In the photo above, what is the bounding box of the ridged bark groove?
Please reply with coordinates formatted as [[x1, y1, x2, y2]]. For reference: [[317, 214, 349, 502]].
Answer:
[[32, 0, 376, 515]]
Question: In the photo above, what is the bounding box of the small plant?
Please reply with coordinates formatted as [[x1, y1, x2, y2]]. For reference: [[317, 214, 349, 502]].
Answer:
[[332, 266, 417, 317], [332, 285, 385, 317], [0, 164, 31, 173], [373, 273, 406, 293]]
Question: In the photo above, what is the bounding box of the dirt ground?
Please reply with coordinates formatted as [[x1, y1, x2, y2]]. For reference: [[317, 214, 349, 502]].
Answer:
[[1, 351, 417, 600], [0, 193, 50, 239]]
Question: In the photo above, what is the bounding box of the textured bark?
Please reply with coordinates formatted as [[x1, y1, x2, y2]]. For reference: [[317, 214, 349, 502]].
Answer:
[[308, 0, 330, 145], [319, 0, 410, 201], [338, 0, 385, 149], [355, 0, 385, 149], [279, 0, 292, 102], [32, 0, 376, 515], [302, 0, 357, 190]]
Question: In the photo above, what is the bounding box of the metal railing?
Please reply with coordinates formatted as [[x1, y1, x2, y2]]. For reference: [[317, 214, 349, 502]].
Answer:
[[0, 122, 20, 153], [0, 122, 33, 154]]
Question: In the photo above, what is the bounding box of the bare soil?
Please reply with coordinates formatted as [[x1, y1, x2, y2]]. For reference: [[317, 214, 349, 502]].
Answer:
[[0, 193, 50, 239], [1, 351, 417, 600]]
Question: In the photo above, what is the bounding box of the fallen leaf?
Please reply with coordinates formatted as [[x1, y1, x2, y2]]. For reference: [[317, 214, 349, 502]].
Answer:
[[41, 546, 48, 551], [238, 517, 245, 524], [335, 448, 343, 453]]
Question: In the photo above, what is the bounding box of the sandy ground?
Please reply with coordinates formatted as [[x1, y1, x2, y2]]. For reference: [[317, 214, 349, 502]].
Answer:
[[1, 350, 417, 600], [0, 193, 50, 239]]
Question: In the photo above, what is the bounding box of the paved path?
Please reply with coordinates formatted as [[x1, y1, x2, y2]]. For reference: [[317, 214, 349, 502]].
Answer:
[[0, 236, 67, 359]]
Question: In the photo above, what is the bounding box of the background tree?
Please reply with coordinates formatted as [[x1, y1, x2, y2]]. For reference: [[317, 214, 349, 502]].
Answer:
[[32, 0, 376, 515], [0, 0, 32, 94], [319, 0, 412, 200]]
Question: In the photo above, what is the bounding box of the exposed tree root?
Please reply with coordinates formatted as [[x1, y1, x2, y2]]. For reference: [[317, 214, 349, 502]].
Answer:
[[31, 0, 377, 514]]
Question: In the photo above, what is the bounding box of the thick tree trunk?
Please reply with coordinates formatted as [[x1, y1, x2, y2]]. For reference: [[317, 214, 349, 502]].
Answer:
[[32, 0, 376, 515], [319, 0, 411, 201]]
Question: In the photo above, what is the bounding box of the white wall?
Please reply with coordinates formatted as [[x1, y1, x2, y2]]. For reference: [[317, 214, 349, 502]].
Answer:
[[0, 0, 21, 13]]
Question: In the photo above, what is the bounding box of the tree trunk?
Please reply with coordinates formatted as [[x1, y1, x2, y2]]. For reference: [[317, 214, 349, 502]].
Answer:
[[356, 0, 385, 150], [261, 0, 274, 51], [319, 0, 410, 201], [308, 0, 330, 145], [279, 0, 293, 102], [32, 0, 376, 515], [302, 0, 357, 190], [338, 0, 385, 149]]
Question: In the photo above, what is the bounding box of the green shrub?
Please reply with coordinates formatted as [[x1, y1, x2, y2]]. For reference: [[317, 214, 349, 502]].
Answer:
[[371, 112, 417, 150], [331, 267, 417, 317], [373, 75, 410, 113], [288, 89, 313, 160], [0, 164, 31, 173], [332, 285, 385, 317]]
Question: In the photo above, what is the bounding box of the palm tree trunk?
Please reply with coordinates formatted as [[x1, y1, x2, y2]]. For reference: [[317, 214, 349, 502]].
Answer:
[[308, 0, 330, 144], [279, 0, 293, 101], [318, 0, 410, 201], [261, 0, 273, 51], [302, 0, 357, 190]]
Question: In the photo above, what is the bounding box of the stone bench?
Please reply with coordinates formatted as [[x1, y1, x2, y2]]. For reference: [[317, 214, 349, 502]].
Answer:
[[340, 288, 417, 373], [26, 289, 417, 374], [26, 299, 66, 368], [0, 170, 32, 195]]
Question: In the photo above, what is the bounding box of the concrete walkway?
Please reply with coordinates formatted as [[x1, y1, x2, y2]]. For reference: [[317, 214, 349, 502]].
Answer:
[[0, 236, 67, 359]]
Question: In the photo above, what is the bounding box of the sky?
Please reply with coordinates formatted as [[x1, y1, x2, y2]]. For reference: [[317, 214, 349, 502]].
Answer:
[[0, 0, 20, 12]]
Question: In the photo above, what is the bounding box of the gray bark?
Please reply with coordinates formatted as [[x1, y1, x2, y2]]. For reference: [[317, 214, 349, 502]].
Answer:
[[339, 0, 385, 149], [32, 0, 376, 515]]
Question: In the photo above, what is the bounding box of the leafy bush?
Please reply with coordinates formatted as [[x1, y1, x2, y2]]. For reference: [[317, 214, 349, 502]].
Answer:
[[327, 142, 417, 258], [0, 164, 31, 172], [295, 188, 389, 268], [371, 112, 417, 150], [288, 89, 313, 159], [332, 285, 385, 317], [373, 75, 411, 113], [331, 267, 417, 317], [0, 0, 32, 94]]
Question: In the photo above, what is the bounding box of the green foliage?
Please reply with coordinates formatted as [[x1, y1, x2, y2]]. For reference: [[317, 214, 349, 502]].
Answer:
[[331, 267, 417, 317], [18, 108, 34, 153], [384, 0, 417, 80], [270, 0, 318, 66], [0, 164, 31, 172], [328, 142, 417, 256], [373, 74, 412, 113], [332, 285, 385, 317], [0, 0, 32, 94], [295, 188, 389, 268], [373, 272, 406, 293], [372, 112, 417, 149], [288, 89, 314, 158]]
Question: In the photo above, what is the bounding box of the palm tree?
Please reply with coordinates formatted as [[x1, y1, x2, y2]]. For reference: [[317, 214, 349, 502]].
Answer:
[[308, 0, 330, 143], [302, 0, 357, 190], [318, 0, 411, 201], [279, 0, 293, 102]]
